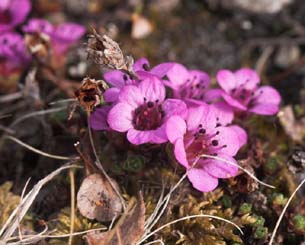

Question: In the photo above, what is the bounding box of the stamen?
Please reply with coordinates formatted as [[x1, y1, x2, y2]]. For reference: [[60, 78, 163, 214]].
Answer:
[[123, 74, 128, 81], [211, 140, 219, 146], [147, 101, 154, 108]]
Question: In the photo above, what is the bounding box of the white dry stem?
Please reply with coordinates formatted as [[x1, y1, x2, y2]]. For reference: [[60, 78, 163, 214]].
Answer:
[[5, 227, 106, 245], [5, 135, 79, 161], [17, 178, 31, 242], [200, 154, 275, 188], [48, 98, 77, 105], [0, 92, 23, 103], [0, 163, 81, 242], [144, 186, 165, 230], [68, 169, 76, 245], [11, 106, 67, 127], [140, 214, 243, 243], [143, 239, 165, 245], [6, 224, 49, 245], [269, 177, 305, 245]]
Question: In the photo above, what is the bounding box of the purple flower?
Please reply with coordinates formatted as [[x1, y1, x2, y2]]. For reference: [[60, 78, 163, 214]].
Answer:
[[0, 32, 29, 74], [0, 0, 31, 32], [107, 74, 187, 145], [103, 58, 174, 103], [166, 104, 247, 192], [163, 63, 234, 125], [216, 68, 281, 115], [23, 19, 85, 54]]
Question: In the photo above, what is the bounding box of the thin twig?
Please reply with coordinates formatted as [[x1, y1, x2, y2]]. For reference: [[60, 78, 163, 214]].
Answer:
[[87, 116, 126, 210], [68, 169, 76, 245], [11, 106, 66, 127], [200, 154, 275, 188], [269, 177, 305, 245], [17, 178, 31, 242], [140, 214, 243, 243], [5, 227, 106, 244], [0, 92, 23, 103], [4, 135, 79, 161]]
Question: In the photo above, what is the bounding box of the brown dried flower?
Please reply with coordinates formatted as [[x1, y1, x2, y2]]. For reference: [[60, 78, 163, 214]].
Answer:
[[74, 77, 108, 113], [86, 30, 134, 72]]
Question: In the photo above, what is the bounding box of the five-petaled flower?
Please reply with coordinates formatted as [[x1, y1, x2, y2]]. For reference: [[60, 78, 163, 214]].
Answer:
[[216, 68, 281, 115], [107, 74, 187, 145], [166, 104, 247, 192]]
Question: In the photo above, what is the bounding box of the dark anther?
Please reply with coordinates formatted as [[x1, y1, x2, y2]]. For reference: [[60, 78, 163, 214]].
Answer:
[[216, 123, 221, 127], [142, 63, 149, 71], [199, 128, 206, 134], [216, 117, 219, 121], [216, 131, 220, 135], [155, 99, 159, 103], [212, 140, 219, 146], [196, 84, 200, 89], [213, 153, 218, 156], [223, 144, 227, 148], [147, 101, 154, 108], [199, 124, 202, 128], [123, 74, 128, 81], [144, 97, 147, 101], [231, 88, 236, 94]]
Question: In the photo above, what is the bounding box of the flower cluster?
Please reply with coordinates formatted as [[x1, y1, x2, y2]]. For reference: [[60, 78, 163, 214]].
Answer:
[[0, 0, 85, 75], [90, 58, 281, 192]]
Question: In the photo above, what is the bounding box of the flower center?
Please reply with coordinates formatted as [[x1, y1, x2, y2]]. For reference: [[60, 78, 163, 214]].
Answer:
[[179, 75, 207, 100], [0, 10, 11, 24], [133, 100, 164, 130], [185, 125, 227, 163]]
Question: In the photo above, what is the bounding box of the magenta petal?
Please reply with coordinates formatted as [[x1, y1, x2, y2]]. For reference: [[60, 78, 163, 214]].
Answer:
[[103, 88, 120, 102], [107, 103, 133, 132], [89, 106, 111, 130], [174, 138, 189, 168], [212, 126, 240, 156], [221, 92, 247, 111], [166, 63, 189, 88], [228, 125, 247, 148], [249, 86, 281, 115], [204, 88, 223, 102], [249, 104, 280, 115], [138, 76, 165, 102], [9, 0, 31, 26], [210, 101, 234, 126], [187, 104, 219, 132], [162, 99, 187, 119], [22, 18, 54, 35], [235, 68, 260, 89], [151, 62, 175, 78], [187, 168, 218, 192], [133, 57, 149, 72], [104, 70, 129, 88], [216, 69, 236, 93], [52, 23, 85, 42], [118, 85, 143, 107], [127, 128, 152, 145], [166, 116, 186, 143], [149, 125, 168, 144], [202, 154, 238, 179]]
